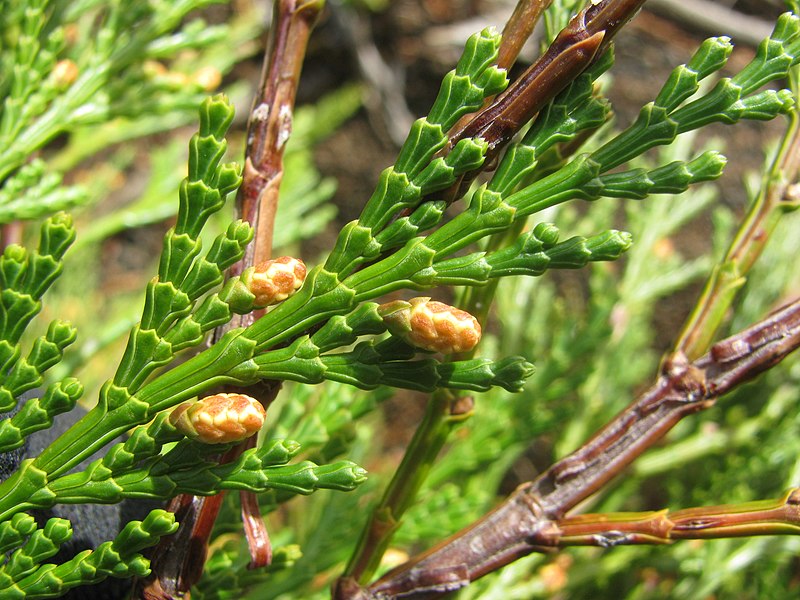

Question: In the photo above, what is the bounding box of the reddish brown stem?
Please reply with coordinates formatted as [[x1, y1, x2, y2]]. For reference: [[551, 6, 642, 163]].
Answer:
[[135, 445, 242, 599], [234, 0, 323, 275], [0, 222, 23, 248], [214, 1, 324, 574], [446, 0, 553, 137], [447, 0, 644, 157], [335, 297, 800, 599], [138, 9, 322, 591], [436, 0, 644, 203], [229, 435, 274, 570], [497, 0, 553, 71]]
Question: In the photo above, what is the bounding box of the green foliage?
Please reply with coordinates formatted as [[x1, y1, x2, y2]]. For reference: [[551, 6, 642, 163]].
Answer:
[[194, 539, 301, 600], [0, 1, 799, 598], [5, 510, 177, 599], [0, 0, 257, 222]]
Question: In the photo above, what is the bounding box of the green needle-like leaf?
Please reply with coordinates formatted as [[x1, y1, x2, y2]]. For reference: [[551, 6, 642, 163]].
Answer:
[[39, 440, 364, 504], [655, 36, 734, 111], [424, 226, 632, 285], [1, 518, 72, 584], [0, 379, 83, 453], [0, 513, 37, 556], [4, 510, 177, 600]]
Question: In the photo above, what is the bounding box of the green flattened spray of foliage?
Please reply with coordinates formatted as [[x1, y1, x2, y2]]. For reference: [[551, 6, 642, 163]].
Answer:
[[1, 1, 800, 598]]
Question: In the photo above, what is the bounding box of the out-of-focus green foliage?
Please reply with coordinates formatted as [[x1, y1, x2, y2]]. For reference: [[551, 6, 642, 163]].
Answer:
[[1, 1, 800, 599]]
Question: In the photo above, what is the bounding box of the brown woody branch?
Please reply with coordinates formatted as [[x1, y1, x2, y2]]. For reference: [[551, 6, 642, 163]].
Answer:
[[436, 0, 645, 203], [496, 0, 553, 72], [446, 0, 645, 158], [236, 0, 325, 277], [227, 1, 323, 568], [446, 0, 554, 138], [334, 297, 800, 599]]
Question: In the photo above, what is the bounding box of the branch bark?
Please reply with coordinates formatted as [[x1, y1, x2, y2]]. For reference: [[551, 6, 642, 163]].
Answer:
[[435, 0, 645, 204], [446, 0, 645, 158], [546, 488, 800, 547], [236, 0, 325, 276], [334, 297, 800, 599]]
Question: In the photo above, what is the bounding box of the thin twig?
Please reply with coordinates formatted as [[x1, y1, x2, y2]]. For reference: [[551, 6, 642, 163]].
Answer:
[[446, 0, 645, 157], [544, 488, 800, 547], [336, 297, 800, 599], [136, 2, 324, 597], [435, 0, 644, 203], [135, 446, 235, 599], [446, 0, 554, 137], [226, 0, 324, 569], [675, 79, 800, 359], [238, 0, 325, 276], [240, 433, 273, 567], [222, 0, 325, 362], [496, 0, 553, 71], [337, 1, 557, 588]]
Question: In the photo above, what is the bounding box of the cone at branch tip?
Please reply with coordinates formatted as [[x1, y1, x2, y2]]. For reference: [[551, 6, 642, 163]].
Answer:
[[244, 256, 307, 308], [379, 297, 482, 354], [170, 393, 266, 444]]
